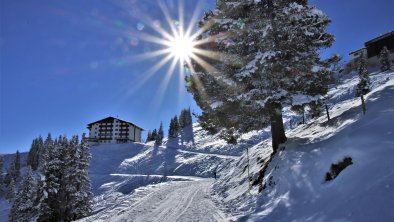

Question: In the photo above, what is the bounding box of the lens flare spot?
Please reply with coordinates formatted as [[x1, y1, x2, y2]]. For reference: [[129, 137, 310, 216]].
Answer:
[[137, 22, 145, 31]]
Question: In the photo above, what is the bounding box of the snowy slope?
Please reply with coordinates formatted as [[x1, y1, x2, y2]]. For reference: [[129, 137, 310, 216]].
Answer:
[[83, 125, 245, 221], [212, 71, 394, 221]]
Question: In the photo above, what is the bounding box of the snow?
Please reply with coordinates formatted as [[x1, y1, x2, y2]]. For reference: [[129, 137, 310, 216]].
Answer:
[[80, 179, 227, 222], [1, 69, 393, 221], [212, 71, 394, 221]]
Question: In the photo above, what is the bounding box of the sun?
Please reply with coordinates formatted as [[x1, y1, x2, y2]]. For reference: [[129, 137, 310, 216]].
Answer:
[[168, 34, 196, 62], [121, 0, 220, 98]]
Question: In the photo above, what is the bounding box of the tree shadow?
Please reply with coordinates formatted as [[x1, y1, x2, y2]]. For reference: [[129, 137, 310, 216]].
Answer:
[[180, 125, 195, 145]]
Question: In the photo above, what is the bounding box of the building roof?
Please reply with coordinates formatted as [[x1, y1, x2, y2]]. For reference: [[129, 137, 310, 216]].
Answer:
[[87, 116, 144, 130], [349, 47, 366, 55], [365, 30, 394, 46]]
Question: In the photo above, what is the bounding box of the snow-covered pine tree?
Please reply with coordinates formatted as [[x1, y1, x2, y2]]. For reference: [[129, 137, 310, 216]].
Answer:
[[6, 178, 15, 200], [72, 133, 93, 220], [9, 167, 36, 222], [146, 130, 152, 142], [33, 177, 44, 217], [38, 136, 66, 221], [27, 136, 45, 171], [380, 46, 392, 72], [356, 52, 370, 96], [155, 122, 164, 145], [62, 135, 79, 221], [188, 0, 335, 151]]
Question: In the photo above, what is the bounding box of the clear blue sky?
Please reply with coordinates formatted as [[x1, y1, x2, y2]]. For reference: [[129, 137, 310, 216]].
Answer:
[[1, 0, 393, 154]]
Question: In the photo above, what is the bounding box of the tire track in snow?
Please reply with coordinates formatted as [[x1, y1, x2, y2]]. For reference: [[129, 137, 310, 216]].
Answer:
[[81, 179, 227, 222]]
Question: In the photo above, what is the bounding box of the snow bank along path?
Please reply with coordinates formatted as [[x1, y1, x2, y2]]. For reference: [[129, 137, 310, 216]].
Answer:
[[80, 179, 227, 222]]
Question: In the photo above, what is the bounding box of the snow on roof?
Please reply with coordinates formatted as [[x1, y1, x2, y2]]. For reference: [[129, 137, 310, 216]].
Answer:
[[87, 116, 144, 130]]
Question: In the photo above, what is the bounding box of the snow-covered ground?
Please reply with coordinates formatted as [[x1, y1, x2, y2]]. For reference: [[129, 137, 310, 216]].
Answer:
[[80, 179, 226, 222], [1, 70, 393, 222], [213, 71, 394, 221]]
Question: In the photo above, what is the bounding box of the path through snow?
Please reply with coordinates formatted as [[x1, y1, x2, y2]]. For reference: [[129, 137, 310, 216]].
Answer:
[[80, 179, 227, 222]]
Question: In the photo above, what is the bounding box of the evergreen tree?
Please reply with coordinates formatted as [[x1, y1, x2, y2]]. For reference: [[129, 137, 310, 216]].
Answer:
[[356, 53, 370, 96], [6, 178, 15, 200], [179, 110, 186, 129], [173, 115, 179, 136], [27, 136, 45, 171], [74, 134, 93, 219], [151, 129, 158, 141], [146, 130, 153, 142], [155, 122, 164, 145], [188, 0, 335, 151], [0, 155, 3, 185], [4, 151, 21, 185], [9, 167, 35, 222], [179, 108, 192, 129], [33, 178, 44, 216], [38, 134, 92, 221], [14, 150, 21, 180], [168, 118, 175, 138], [38, 136, 66, 221], [380, 46, 392, 72]]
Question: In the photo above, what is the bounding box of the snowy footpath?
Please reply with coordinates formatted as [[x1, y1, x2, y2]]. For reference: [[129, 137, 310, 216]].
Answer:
[[80, 179, 227, 222]]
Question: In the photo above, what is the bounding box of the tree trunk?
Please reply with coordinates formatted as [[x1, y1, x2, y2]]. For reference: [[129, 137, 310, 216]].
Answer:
[[269, 102, 287, 152]]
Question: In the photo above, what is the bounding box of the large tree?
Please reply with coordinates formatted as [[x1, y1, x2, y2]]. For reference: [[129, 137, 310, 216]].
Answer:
[[188, 0, 335, 151]]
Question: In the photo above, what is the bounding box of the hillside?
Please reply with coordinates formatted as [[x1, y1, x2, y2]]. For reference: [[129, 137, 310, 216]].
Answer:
[[213, 71, 394, 221], [82, 70, 393, 221], [1, 71, 393, 222]]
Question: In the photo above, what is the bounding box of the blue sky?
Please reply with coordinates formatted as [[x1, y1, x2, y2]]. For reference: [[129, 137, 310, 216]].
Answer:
[[1, 0, 393, 153]]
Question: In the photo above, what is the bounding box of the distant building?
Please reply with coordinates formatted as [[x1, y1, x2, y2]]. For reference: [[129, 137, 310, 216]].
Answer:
[[87, 117, 144, 143], [349, 30, 394, 67]]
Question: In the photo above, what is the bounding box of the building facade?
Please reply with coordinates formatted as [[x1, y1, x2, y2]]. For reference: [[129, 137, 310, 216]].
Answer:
[[349, 30, 394, 67], [87, 117, 144, 143]]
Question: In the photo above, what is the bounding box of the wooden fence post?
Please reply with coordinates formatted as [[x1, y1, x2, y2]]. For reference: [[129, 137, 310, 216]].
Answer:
[[361, 95, 366, 115], [325, 104, 330, 121]]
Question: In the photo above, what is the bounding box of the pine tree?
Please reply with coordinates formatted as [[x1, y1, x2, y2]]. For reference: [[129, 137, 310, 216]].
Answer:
[[179, 109, 186, 129], [72, 133, 93, 220], [168, 118, 175, 138], [155, 122, 164, 145], [173, 115, 179, 136], [14, 150, 21, 180], [9, 167, 35, 222], [27, 136, 45, 171], [38, 136, 65, 221], [0, 155, 3, 185], [6, 178, 15, 200], [33, 177, 44, 216], [151, 129, 158, 141], [146, 130, 152, 142], [38, 134, 92, 221], [380, 46, 392, 72], [188, 0, 335, 151], [356, 53, 370, 96]]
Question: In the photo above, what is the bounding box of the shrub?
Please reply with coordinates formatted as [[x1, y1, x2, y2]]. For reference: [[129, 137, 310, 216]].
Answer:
[[325, 156, 353, 182]]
